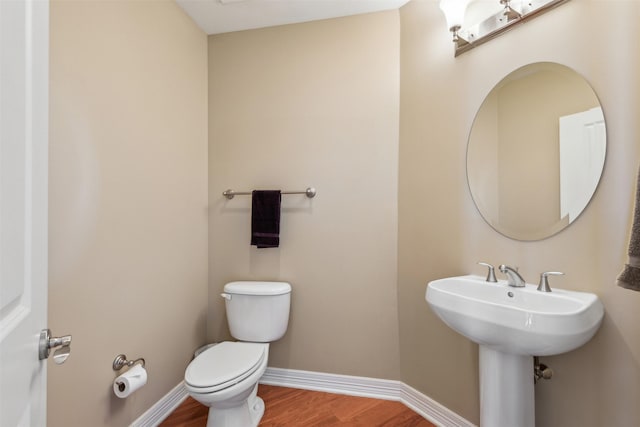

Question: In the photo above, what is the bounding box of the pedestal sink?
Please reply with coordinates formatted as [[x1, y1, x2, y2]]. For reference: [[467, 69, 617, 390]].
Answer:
[[426, 275, 604, 427]]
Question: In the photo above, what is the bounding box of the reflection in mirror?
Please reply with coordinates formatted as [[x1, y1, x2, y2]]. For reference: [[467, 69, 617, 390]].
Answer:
[[467, 63, 606, 241]]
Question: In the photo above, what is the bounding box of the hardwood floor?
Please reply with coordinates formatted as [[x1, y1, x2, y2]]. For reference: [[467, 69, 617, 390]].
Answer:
[[160, 384, 435, 427]]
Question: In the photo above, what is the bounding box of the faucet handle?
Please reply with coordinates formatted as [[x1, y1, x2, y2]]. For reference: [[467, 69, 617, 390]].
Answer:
[[537, 271, 564, 292], [478, 262, 497, 283]]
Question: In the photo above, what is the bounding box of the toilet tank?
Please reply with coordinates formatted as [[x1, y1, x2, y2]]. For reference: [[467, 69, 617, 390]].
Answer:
[[222, 281, 291, 342]]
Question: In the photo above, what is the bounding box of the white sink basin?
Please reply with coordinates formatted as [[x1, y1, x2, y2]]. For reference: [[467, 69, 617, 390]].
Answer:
[[426, 275, 604, 356]]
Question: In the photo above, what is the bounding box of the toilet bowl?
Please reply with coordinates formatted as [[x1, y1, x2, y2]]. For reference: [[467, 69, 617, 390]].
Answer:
[[185, 342, 269, 427], [184, 281, 291, 427]]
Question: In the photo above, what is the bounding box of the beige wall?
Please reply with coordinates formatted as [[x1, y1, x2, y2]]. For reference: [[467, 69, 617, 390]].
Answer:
[[48, 1, 208, 426], [207, 11, 401, 379], [399, 0, 640, 425]]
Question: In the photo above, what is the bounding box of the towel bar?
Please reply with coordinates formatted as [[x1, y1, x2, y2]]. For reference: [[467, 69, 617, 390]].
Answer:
[[223, 187, 316, 200]]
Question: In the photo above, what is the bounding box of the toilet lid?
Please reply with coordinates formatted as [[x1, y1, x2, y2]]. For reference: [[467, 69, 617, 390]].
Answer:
[[185, 342, 266, 391]]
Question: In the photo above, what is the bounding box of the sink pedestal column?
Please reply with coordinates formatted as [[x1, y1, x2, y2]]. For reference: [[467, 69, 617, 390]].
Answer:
[[479, 346, 534, 427]]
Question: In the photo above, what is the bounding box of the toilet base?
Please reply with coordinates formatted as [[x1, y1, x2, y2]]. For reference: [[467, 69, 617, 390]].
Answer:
[[205, 384, 265, 427]]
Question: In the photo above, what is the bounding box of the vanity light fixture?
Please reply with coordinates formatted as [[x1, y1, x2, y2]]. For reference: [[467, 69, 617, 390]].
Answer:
[[440, 0, 571, 56]]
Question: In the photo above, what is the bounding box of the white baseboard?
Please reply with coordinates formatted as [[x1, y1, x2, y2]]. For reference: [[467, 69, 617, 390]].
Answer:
[[260, 367, 475, 427], [130, 381, 188, 427], [399, 382, 475, 427], [260, 366, 402, 400], [133, 367, 475, 427]]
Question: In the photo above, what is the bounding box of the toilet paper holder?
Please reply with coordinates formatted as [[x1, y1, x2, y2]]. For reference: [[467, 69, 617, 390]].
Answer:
[[112, 354, 146, 371]]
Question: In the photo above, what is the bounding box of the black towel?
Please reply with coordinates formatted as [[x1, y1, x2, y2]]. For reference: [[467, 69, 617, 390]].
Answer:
[[618, 165, 640, 291], [251, 190, 281, 248]]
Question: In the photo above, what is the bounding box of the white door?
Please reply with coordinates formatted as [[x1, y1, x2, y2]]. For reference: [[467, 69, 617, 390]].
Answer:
[[0, 0, 50, 426], [559, 106, 606, 222]]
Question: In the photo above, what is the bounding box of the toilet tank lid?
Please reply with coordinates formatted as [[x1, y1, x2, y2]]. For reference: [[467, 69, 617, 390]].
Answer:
[[224, 281, 291, 296]]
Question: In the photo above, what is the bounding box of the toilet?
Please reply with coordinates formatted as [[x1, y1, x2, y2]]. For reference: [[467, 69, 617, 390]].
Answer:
[[184, 281, 291, 427]]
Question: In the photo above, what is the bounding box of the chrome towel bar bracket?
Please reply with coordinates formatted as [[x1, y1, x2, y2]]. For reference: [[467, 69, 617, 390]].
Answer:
[[223, 187, 316, 200]]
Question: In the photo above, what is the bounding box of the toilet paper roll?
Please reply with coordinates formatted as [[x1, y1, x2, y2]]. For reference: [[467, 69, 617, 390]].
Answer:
[[113, 364, 147, 398]]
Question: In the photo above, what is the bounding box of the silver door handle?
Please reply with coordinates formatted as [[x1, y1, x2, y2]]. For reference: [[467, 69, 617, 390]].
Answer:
[[39, 329, 72, 364]]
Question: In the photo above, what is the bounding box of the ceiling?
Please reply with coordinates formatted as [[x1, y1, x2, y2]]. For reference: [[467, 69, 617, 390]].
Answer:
[[176, 0, 411, 35]]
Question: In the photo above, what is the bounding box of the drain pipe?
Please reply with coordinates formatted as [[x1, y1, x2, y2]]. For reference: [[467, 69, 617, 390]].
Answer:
[[534, 356, 553, 384]]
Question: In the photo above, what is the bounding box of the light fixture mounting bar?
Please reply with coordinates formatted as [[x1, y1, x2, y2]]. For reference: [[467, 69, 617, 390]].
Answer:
[[454, 0, 571, 57]]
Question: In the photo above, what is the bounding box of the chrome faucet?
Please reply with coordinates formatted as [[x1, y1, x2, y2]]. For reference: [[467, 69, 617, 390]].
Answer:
[[498, 265, 526, 287]]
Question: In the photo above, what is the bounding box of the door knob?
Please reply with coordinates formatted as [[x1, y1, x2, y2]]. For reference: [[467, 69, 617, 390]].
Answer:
[[39, 329, 72, 364]]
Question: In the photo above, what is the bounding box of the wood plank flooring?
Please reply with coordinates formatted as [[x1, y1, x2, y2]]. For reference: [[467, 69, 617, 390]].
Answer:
[[160, 384, 435, 427]]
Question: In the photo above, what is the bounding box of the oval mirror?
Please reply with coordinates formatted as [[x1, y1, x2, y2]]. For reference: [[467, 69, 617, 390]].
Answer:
[[467, 62, 606, 241]]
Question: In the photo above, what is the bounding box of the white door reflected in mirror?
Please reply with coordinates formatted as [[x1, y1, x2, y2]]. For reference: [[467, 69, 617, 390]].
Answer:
[[559, 107, 606, 223]]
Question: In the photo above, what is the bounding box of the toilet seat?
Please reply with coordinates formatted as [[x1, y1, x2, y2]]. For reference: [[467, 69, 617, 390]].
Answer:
[[185, 341, 267, 394]]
